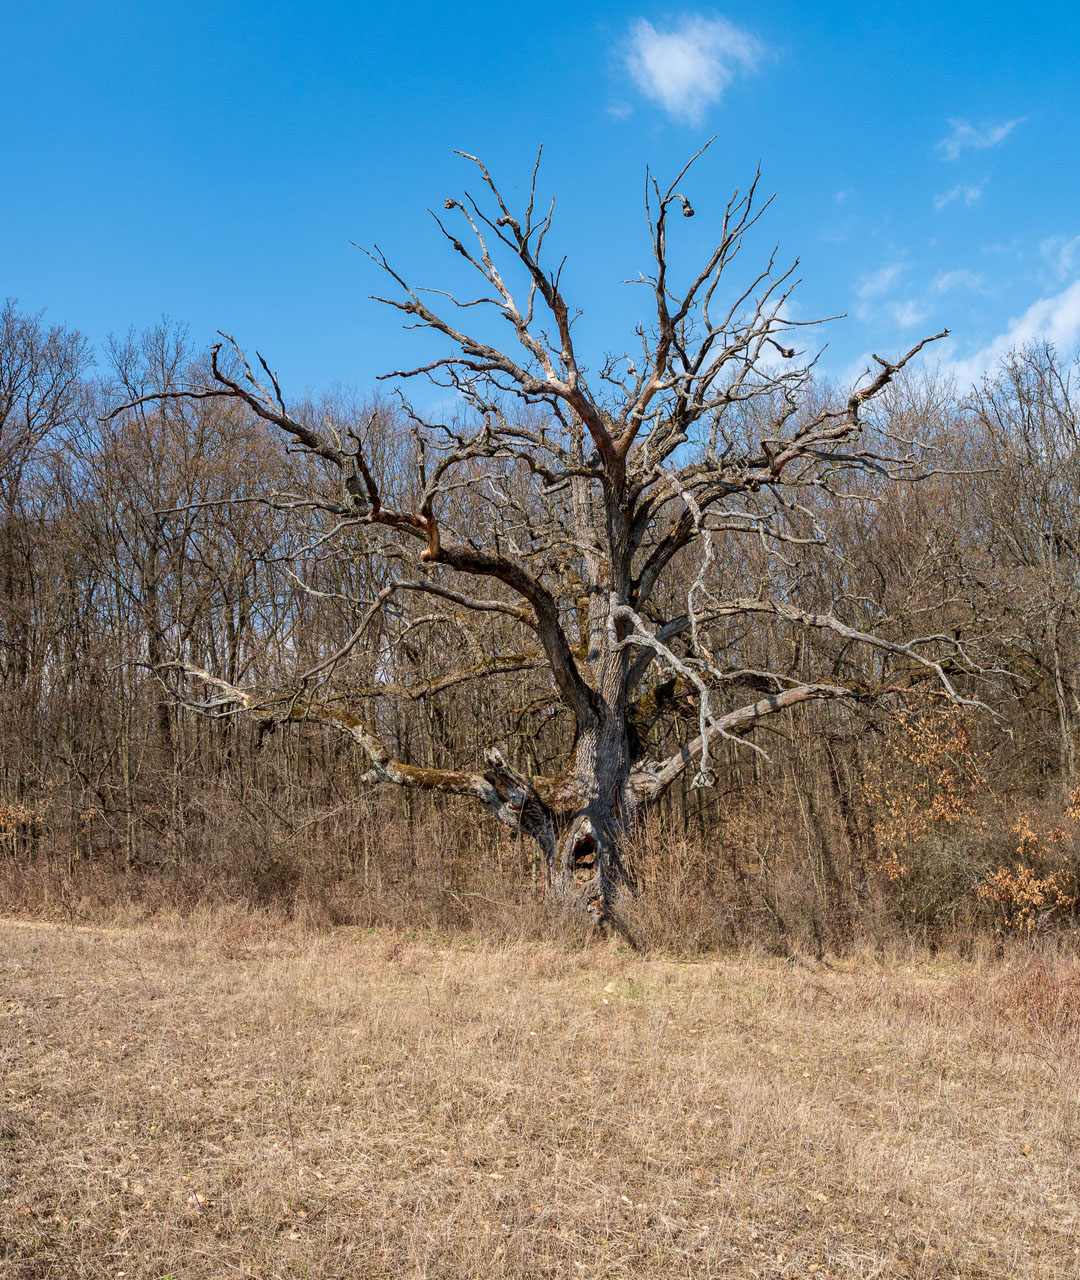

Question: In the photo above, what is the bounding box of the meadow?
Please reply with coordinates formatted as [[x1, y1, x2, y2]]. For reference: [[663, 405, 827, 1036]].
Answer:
[[3, 914, 1080, 1278]]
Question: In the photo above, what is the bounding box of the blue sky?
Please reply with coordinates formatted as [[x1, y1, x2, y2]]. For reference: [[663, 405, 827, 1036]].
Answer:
[[4, 1, 1079, 396]]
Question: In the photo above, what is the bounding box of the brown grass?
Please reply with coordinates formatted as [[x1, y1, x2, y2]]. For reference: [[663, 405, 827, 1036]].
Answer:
[[3, 915, 1080, 1278]]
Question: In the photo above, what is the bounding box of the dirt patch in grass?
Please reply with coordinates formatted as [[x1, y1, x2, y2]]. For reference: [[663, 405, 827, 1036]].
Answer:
[[2, 916, 1079, 1277]]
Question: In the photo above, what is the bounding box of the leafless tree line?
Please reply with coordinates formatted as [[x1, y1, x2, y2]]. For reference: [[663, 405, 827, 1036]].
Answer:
[[3, 159, 1080, 946]]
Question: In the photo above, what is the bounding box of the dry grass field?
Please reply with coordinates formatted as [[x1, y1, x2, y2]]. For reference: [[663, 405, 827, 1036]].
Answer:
[[3, 915, 1080, 1278]]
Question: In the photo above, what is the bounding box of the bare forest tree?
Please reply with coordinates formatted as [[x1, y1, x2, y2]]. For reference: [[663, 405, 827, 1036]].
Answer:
[[967, 344, 1080, 784], [117, 150, 983, 934], [0, 303, 91, 837]]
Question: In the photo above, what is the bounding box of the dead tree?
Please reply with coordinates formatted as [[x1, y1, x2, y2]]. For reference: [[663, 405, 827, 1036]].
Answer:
[[123, 147, 981, 933]]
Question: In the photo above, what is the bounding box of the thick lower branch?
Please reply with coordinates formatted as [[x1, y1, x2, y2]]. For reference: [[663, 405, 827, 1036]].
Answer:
[[420, 540, 600, 728], [633, 682, 851, 800], [160, 662, 558, 840]]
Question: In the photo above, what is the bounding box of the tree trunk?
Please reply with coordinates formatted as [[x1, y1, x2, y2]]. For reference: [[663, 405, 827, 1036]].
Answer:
[[540, 709, 639, 934]]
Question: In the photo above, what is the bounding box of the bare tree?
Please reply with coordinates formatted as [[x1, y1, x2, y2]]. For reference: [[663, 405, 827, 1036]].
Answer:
[[968, 342, 1080, 784], [123, 148, 974, 933], [0, 301, 89, 852]]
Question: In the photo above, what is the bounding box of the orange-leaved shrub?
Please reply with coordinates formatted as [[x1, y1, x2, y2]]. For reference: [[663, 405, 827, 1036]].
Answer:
[[977, 796, 1080, 932]]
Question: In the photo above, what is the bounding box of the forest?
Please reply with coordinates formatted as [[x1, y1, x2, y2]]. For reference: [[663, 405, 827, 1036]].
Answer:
[[3, 275, 1080, 954]]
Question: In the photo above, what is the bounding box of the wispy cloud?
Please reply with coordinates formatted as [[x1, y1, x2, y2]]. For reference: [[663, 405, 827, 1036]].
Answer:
[[931, 269, 984, 294], [946, 279, 1080, 387], [890, 300, 930, 329], [933, 182, 984, 211], [856, 262, 905, 299], [936, 116, 1024, 160], [1041, 234, 1080, 282], [624, 15, 763, 124]]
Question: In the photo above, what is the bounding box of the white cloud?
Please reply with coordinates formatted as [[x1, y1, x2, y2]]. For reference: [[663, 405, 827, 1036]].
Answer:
[[1041, 234, 1080, 282], [931, 269, 984, 294], [946, 278, 1080, 388], [933, 182, 984, 211], [625, 15, 763, 124], [890, 300, 930, 329], [936, 116, 1024, 160], [856, 262, 905, 299]]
